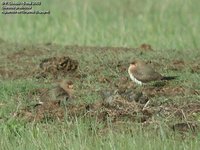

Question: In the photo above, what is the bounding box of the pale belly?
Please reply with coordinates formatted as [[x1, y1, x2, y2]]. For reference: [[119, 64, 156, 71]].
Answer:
[[129, 74, 143, 85], [128, 68, 143, 85]]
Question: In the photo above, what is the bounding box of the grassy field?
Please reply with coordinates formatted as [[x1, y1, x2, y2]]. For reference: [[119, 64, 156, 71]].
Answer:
[[1, 0, 200, 49], [0, 0, 200, 149]]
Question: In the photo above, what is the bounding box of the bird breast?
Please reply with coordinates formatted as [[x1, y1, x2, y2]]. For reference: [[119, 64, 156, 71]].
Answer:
[[128, 66, 143, 85]]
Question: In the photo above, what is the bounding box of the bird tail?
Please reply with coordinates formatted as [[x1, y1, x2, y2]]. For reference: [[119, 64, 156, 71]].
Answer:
[[161, 76, 177, 80]]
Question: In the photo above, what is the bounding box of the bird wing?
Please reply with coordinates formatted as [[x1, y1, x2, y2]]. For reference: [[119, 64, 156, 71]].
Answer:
[[133, 64, 162, 83]]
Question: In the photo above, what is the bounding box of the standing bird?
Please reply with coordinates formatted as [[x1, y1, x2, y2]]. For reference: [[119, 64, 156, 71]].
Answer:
[[128, 60, 176, 85]]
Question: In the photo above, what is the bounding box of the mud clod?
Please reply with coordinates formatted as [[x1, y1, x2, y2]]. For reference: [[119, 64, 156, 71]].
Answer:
[[36, 56, 78, 78]]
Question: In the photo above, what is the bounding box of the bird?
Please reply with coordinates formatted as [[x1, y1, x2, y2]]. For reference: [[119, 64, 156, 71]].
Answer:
[[128, 60, 176, 85], [50, 80, 74, 102]]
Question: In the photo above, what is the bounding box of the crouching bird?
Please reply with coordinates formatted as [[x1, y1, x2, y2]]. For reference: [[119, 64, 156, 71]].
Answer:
[[128, 60, 177, 85]]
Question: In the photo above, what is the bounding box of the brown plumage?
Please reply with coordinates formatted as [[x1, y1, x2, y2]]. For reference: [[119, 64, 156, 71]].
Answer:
[[128, 60, 176, 85], [50, 80, 74, 101]]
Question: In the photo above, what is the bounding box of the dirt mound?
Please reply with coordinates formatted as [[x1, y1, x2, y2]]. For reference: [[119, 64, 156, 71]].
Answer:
[[35, 56, 78, 79]]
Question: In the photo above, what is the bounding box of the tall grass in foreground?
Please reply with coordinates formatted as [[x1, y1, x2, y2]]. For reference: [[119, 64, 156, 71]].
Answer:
[[1, 119, 200, 150]]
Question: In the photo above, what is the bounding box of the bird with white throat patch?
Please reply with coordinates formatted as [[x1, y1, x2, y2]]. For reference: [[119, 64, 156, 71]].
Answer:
[[128, 60, 176, 85]]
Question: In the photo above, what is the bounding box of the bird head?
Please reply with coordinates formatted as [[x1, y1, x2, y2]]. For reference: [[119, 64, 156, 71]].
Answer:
[[129, 60, 147, 73], [129, 60, 141, 68], [59, 80, 74, 90], [128, 60, 138, 73]]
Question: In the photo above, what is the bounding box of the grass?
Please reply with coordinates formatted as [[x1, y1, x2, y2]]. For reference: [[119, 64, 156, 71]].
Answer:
[[1, 0, 200, 49], [0, 0, 200, 149], [1, 119, 200, 150]]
